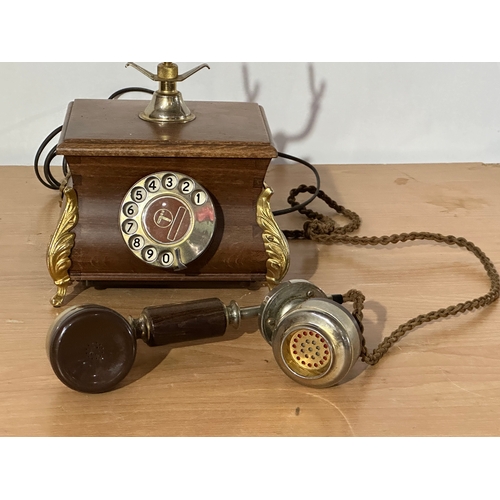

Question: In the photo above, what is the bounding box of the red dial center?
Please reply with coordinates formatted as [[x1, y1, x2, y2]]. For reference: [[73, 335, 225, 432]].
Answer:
[[143, 196, 192, 244]]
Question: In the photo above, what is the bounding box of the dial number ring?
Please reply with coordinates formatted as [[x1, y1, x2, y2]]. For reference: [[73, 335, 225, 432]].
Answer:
[[119, 171, 216, 269]]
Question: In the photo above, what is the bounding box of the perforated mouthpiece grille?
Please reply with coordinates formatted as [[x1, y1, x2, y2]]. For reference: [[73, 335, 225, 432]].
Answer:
[[283, 329, 332, 378]]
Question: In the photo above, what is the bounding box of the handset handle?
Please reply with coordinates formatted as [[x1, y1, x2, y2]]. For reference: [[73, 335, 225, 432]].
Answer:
[[135, 298, 226, 347], [133, 298, 260, 347]]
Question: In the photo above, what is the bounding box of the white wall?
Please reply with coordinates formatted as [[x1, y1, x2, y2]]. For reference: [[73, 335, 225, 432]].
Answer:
[[3, 62, 500, 166]]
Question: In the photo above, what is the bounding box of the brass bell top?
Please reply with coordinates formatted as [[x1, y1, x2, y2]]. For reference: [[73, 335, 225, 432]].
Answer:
[[126, 61, 210, 123]]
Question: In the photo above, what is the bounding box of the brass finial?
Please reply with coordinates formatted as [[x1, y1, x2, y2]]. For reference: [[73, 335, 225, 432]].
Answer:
[[126, 62, 210, 123]]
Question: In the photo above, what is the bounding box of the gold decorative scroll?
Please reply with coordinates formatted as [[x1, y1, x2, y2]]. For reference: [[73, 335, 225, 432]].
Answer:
[[256, 184, 290, 289], [47, 187, 78, 307]]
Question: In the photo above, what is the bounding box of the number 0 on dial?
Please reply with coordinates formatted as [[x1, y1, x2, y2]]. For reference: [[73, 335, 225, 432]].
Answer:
[[119, 171, 216, 269]]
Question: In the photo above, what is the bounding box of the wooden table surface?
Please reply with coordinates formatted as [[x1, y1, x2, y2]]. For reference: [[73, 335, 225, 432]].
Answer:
[[1, 162, 499, 437]]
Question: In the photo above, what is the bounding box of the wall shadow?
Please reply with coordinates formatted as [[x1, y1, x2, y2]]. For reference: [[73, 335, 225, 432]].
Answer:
[[242, 62, 326, 154]]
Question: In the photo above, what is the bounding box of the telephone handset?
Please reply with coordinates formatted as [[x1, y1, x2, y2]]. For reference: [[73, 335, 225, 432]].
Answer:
[[119, 171, 216, 270], [46, 279, 361, 393]]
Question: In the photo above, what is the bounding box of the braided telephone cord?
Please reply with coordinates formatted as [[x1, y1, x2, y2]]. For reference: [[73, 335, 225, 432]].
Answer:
[[283, 185, 500, 365]]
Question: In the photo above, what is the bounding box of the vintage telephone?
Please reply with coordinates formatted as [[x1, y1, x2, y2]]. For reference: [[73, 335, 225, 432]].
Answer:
[[41, 61, 322, 307], [38, 62, 499, 393]]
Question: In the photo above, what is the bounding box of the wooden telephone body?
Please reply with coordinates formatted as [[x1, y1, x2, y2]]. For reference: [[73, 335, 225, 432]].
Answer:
[[47, 98, 290, 306]]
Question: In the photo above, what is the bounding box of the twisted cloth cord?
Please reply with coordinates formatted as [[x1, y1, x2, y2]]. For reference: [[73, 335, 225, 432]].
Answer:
[[283, 185, 500, 365]]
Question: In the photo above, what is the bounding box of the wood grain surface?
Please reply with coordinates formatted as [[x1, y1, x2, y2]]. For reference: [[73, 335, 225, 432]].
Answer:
[[1, 162, 499, 436], [58, 98, 278, 283], [58, 100, 278, 158], [68, 156, 272, 281]]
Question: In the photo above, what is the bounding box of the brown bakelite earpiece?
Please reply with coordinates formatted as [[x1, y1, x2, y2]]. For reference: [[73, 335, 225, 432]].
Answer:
[[47, 298, 257, 393], [47, 305, 137, 393]]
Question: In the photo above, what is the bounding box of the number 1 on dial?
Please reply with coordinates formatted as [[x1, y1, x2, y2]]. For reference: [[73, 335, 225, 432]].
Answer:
[[193, 190, 207, 206]]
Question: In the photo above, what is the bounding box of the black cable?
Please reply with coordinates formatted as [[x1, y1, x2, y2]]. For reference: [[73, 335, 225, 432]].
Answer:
[[34, 87, 155, 190], [107, 87, 154, 100], [44, 145, 60, 187], [272, 152, 321, 216], [34, 125, 63, 189]]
